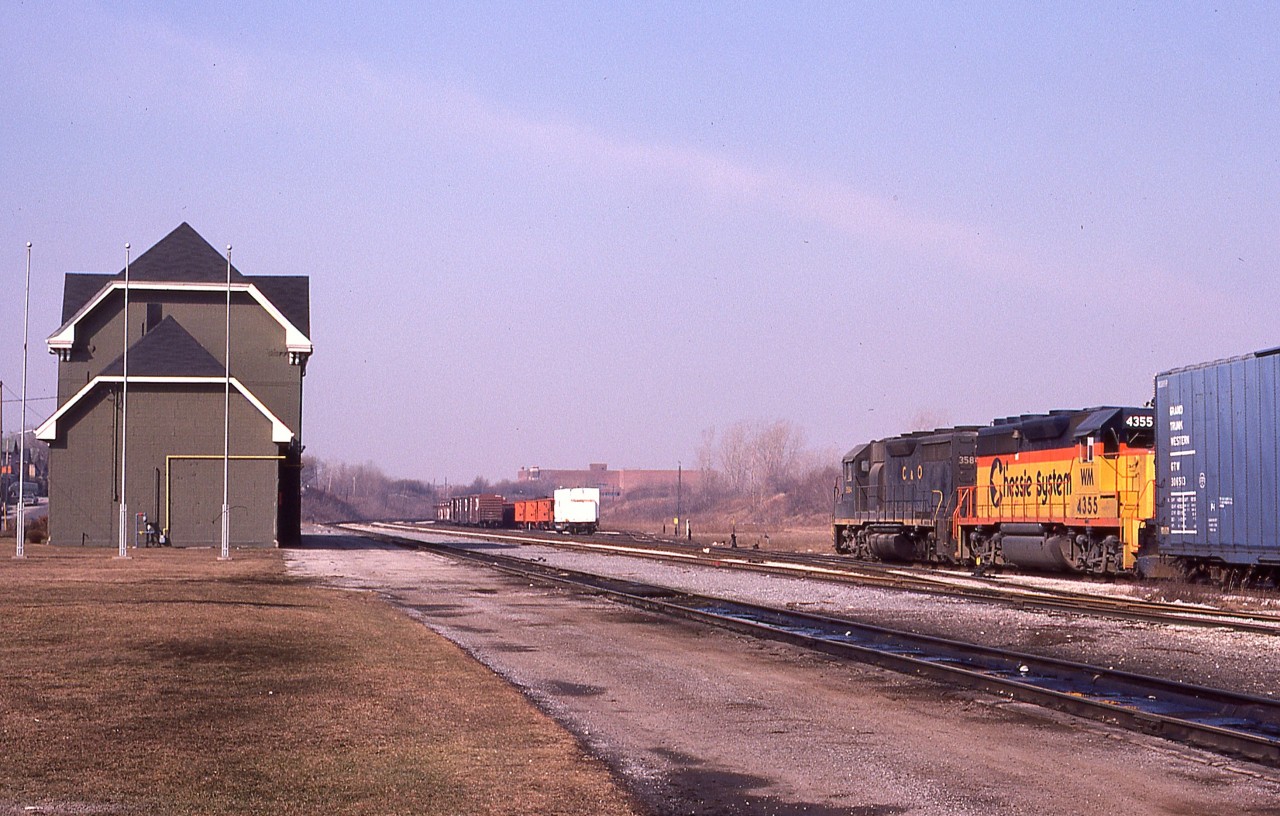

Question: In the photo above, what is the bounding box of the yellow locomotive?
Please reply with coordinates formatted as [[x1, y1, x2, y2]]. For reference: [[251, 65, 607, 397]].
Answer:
[[834, 407, 1156, 574], [955, 408, 1155, 573]]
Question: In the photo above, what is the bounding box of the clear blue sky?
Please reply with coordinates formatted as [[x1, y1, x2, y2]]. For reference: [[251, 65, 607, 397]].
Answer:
[[3, 2, 1278, 482]]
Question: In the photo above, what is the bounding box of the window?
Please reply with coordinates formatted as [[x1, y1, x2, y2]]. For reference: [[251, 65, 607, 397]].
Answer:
[[146, 303, 162, 333], [1079, 435, 1094, 463]]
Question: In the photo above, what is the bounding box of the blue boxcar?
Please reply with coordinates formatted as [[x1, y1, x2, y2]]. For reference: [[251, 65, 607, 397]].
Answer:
[[1155, 349, 1280, 578]]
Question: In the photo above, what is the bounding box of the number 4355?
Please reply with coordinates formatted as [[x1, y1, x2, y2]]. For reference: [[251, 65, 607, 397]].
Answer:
[[1076, 495, 1099, 515]]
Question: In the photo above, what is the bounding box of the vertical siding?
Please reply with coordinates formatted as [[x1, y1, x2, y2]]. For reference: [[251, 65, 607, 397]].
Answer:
[[1158, 354, 1280, 563], [48, 389, 119, 547], [48, 383, 282, 547]]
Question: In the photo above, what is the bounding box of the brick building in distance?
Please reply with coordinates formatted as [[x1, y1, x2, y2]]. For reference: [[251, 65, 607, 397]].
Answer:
[[37, 223, 311, 548], [517, 463, 702, 499]]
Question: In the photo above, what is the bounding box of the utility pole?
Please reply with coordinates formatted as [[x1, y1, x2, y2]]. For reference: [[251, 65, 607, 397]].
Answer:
[[117, 244, 131, 559], [220, 245, 232, 561], [676, 461, 682, 537], [16, 243, 31, 558]]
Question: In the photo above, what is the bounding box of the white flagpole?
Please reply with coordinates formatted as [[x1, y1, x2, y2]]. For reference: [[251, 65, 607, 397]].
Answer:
[[220, 244, 232, 561], [15, 242, 31, 558], [117, 243, 131, 559]]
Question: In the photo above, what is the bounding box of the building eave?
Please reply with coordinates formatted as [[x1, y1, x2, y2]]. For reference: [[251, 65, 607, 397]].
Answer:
[[46, 281, 313, 356]]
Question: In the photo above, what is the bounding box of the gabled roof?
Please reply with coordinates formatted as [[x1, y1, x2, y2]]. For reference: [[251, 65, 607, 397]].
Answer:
[[249, 275, 311, 337], [62, 273, 108, 324], [98, 316, 225, 378], [113, 222, 247, 284], [49, 223, 312, 357]]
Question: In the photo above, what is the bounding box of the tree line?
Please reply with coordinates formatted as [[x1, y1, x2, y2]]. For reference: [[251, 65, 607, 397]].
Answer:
[[301, 419, 841, 527]]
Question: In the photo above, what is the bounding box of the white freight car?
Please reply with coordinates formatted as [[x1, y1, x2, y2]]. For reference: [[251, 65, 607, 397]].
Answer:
[[553, 487, 600, 534]]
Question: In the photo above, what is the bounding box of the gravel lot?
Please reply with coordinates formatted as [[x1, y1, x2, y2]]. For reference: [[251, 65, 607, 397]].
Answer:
[[291, 527, 1280, 815]]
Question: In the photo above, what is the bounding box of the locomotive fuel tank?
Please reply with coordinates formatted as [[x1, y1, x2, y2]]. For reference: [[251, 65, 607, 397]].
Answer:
[[997, 524, 1079, 572], [867, 531, 917, 562]]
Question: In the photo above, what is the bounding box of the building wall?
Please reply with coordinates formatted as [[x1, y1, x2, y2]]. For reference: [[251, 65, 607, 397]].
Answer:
[[168, 457, 278, 547], [47, 389, 117, 547], [48, 383, 280, 547], [57, 291, 303, 431]]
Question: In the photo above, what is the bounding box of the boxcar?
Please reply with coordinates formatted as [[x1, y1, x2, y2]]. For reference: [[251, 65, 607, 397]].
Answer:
[[449, 493, 506, 527], [514, 497, 554, 529], [1155, 350, 1280, 583]]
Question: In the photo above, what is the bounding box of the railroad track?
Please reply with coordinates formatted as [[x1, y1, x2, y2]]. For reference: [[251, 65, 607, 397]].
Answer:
[[366, 521, 1280, 636], [347, 523, 1280, 767]]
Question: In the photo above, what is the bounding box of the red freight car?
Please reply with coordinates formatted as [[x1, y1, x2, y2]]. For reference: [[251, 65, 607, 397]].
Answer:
[[514, 497, 554, 530], [449, 493, 506, 527]]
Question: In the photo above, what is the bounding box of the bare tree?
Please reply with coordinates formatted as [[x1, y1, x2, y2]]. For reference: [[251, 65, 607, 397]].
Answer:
[[696, 426, 724, 500], [715, 419, 807, 514], [754, 419, 805, 493], [718, 421, 755, 496], [302, 456, 442, 522], [905, 409, 951, 432]]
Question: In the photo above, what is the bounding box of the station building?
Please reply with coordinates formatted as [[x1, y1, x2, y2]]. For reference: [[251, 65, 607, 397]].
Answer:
[[36, 223, 312, 547]]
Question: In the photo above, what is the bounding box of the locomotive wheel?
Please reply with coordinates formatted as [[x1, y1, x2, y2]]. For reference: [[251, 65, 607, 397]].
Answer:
[[853, 530, 874, 561], [1074, 535, 1099, 573], [835, 527, 854, 554], [968, 532, 1000, 572], [1076, 534, 1121, 575]]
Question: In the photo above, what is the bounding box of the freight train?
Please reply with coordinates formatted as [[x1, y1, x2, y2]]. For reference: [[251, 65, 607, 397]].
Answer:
[[833, 349, 1280, 586], [436, 487, 600, 535]]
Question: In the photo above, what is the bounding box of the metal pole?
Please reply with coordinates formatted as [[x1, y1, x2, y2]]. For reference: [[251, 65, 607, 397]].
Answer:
[[676, 461, 682, 536], [1, 378, 5, 535], [117, 244, 131, 559], [220, 245, 231, 560], [15, 245, 30, 558]]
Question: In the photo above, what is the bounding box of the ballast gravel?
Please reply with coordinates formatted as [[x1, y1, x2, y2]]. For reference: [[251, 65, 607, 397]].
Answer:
[[408, 531, 1280, 698], [291, 528, 1280, 816]]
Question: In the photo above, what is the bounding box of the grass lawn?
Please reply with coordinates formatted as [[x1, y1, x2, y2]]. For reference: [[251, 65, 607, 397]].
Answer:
[[0, 543, 642, 816]]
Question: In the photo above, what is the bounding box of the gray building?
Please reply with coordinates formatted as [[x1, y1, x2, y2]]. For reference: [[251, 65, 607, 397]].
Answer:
[[36, 223, 312, 547]]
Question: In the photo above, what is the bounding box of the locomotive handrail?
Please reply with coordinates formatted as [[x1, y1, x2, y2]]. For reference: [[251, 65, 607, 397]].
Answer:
[[953, 485, 977, 523], [840, 483, 945, 525]]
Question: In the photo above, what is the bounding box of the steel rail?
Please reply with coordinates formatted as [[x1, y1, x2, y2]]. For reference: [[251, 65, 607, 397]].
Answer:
[[351, 524, 1280, 767], [367, 521, 1280, 636]]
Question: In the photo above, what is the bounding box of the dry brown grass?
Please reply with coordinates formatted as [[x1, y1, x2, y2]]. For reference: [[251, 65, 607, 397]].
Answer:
[[0, 544, 642, 816]]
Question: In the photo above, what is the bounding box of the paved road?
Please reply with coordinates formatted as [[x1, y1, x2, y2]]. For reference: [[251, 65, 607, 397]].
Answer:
[[287, 529, 1280, 816]]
